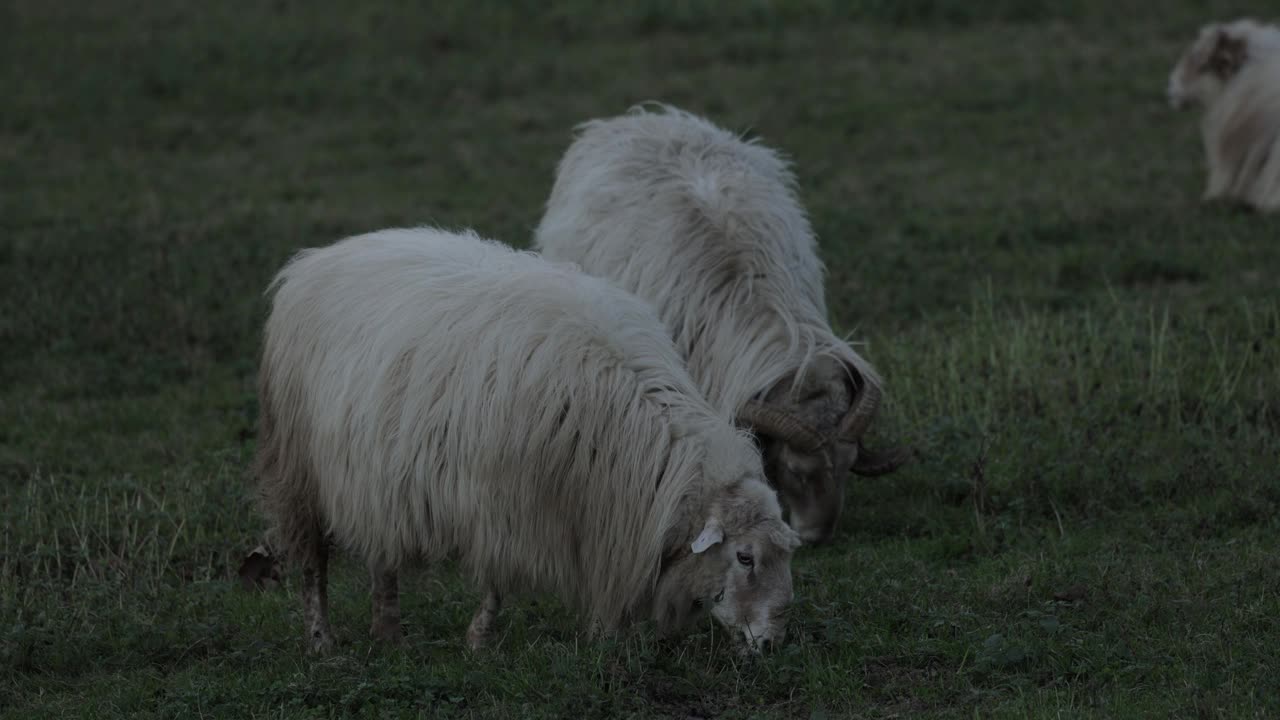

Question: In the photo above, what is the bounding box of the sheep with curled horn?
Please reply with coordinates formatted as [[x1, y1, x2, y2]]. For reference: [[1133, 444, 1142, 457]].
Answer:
[[1168, 18, 1280, 212], [534, 105, 909, 545], [254, 227, 799, 656]]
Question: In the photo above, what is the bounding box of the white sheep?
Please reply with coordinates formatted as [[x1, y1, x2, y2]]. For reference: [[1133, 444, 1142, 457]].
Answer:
[[1168, 18, 1280, 212], [535, 105, 906, 545], [254, 227, 800, 655]]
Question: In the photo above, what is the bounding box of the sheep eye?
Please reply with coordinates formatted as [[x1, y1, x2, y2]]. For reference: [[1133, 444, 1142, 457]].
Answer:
[[736, 552, 754, 568], [714, 589, 724, 603]]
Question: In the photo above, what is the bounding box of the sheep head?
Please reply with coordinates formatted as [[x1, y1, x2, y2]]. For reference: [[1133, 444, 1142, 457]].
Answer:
[[654, 476, 800, 654], [739, 355, 908, 545], [1168, 19, 1278, 109]]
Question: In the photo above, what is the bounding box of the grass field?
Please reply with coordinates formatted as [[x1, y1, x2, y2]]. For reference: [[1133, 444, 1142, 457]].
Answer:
[[3, 1, 1279, 717]]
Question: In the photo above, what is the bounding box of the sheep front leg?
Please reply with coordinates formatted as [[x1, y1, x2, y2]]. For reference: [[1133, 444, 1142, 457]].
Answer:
[[465, 590, 501, 650], [587, 615, 619, 641], [369, 568, 403, 644], [301, 529, 335, 654], [1203, 144, 1234, 202], [1203, 169, 1232, 202]]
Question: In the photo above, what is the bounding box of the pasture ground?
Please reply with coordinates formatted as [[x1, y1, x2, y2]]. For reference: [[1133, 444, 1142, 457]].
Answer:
[[3, 1, 1278, 717]]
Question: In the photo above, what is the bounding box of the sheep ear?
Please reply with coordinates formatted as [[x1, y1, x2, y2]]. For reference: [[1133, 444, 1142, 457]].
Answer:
[[1189, 26, 1221, 70], [1206, 30, 1247, 78], [691, 518, 724, 554], [772, 524, 802, 552]]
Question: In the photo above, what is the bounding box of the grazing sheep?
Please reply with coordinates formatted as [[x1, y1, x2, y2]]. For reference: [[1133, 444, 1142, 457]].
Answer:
[[254, 227, 799, 656], [534, 105, 907, 545], [1168, 18, 1280, 212]]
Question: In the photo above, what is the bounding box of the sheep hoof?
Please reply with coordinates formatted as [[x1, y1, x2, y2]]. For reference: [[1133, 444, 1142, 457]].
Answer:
[[465, 631, 489, 651], [308, 630, 336, 655], [370, 620, 404, 645], [465, 617, 495, 651]]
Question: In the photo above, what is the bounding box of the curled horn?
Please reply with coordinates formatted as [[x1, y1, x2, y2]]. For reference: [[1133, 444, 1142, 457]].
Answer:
[[837, 367, 882, 442], [839, 365, 911, 477], [738, 401, 826, 453]]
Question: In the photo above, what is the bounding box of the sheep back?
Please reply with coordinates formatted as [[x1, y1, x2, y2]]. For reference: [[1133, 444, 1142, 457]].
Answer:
[[535, 105, 878, 417]]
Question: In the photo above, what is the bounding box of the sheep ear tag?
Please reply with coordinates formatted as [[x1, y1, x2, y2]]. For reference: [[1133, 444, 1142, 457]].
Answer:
[[691, 521, 723, 554]]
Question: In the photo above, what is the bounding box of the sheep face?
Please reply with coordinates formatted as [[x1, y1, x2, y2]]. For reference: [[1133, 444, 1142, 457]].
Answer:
[[656, 478, 800, 654], [758, 356, 857, 545], [1168, 20, 1266, 109]]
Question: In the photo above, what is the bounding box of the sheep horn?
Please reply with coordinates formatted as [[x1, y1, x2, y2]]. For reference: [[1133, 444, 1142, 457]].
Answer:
[[837, 371, 882, 442], [839, 369, 910, 476], [851, 443, 911, 477], [738, 401, 826, 453]]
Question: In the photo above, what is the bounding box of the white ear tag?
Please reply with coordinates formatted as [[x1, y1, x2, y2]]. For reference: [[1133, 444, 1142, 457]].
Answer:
[[691, 522, 724, 554]]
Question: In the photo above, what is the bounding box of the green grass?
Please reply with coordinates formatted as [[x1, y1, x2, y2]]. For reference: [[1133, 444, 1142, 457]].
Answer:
[[3, 1, 1278, 717]]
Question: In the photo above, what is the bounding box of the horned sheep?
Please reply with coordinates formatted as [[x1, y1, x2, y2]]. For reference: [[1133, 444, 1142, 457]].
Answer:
[[535, 105, 907, 545], [1168, 18, 1280, 212], [253, 227, 799, 655]]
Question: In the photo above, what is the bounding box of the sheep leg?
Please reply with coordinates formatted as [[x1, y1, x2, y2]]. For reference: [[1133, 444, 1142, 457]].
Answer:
[[1204, 153, 1233, 202], [588, 615, 617, 640], [1204, 172, 1231, 201], [369, 568, 403, 644], [301, 528, 335, 654], [465, 590, 502, 650]]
